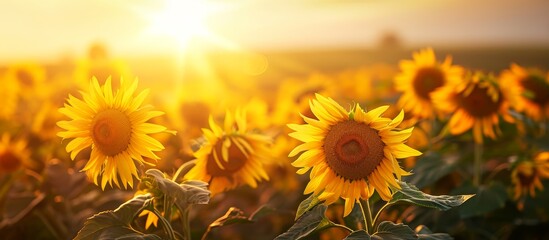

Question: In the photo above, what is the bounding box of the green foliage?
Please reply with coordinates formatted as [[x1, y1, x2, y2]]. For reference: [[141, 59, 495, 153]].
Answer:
[[207, 205, 276, 229], [390, 182, 474, 211], [295, 193, 322, 220], [415, 225, 453, 240], [344, 230, 371, 240], [455, 182, 507, 218], [372, 221, 417, 240], [143, 169, 210, 210], [74, 194, 161, 240], [405, 152, 459, 189], [275, 204, 333, 240]]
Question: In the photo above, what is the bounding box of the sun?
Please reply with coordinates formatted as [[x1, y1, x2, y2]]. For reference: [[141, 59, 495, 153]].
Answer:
[[145, 0, 218, 51]]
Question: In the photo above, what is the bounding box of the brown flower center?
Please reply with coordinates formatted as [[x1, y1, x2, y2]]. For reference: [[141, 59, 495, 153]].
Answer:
[[413, 67, 445, 100], [521, 75, 549, 106], [518, 170, 536, 188], [324, 120, 385, 181], [206, 137, 248, 177], [91, 109, 132, 156], [0, 151, 21, 172], [458, 85, 502, 117]]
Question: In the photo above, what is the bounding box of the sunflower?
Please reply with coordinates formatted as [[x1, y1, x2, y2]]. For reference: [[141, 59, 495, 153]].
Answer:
[[288, 94, 421, 216], [500, 64, 549, 121], [0, 133, 31, 173], [57, 77, 172, 189], [185, 109, 272, 195], [512, 152, 549, 200], [394, 48, 463, 120], [432, 71, 514, 143]]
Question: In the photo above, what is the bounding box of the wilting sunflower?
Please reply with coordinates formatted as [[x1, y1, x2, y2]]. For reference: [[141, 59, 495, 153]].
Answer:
[[394, 48, 463, 120], [432, 71, 514, 143], [288, 94, 421, 216], [57, 77, 172, 189], [185, 109, 272, 195], [500, 64, 549, 121], [512, 152, 549, 200], [0, 133, 31, 173]]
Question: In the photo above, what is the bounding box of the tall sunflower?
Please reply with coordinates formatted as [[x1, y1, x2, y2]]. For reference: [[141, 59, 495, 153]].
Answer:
[[432, 71, 514, 143], [394, 48, 463, 120], [57, 77, 172, 189], [0, 133, 31, 173], [288, 94, 421, 216], [185, 109, 272, 195], [500, 64, 549, 121], [512, 152, 549, 200]]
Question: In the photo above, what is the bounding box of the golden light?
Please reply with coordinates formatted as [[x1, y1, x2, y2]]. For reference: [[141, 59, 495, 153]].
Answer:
[[144, 0, 218, 52]]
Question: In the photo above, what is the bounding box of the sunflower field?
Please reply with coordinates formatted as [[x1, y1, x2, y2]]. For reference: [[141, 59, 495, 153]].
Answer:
[[2, 1, 549, 240]]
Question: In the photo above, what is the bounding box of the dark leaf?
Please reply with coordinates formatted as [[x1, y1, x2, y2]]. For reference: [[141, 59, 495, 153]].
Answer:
[[390, 182, 474, 211], [415, 225, 453, 240], [457, 182, 507, 218], [74, 194, 161, 240], [144, 169, 210, 211], [275, 204, 330, 240], [372, 221, 417, 240], [295, 193, 322, 220], [344, 230, 371, 240], [249, 205, 277, 221], [404, 153, 459, 189], [209, 207, 253, 228]]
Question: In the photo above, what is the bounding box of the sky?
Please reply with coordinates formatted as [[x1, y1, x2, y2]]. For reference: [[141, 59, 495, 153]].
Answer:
[[1, 0, 548, 62]]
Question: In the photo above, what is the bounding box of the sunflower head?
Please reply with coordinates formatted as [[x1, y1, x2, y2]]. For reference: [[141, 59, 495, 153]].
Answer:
[[394, 48, 463, 120], [432, 71, 514, 143], [288, 94, 421, 216], [57, 77, 172, 190], [500, 64, 549, 121], [512, 152, 549, 201], [185, 109, 272, 195], [0, 133, 30, 173]]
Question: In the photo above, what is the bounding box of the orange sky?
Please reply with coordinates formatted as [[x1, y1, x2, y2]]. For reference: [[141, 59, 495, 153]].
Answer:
[[1, 0, 548, 62]]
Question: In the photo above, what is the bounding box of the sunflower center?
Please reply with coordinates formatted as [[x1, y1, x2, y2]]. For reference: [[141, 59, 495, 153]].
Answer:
[[458, 85, 502, 117], [521, 75, 549, 106], [0, 151, 21, 172], [413, 67, 445, 100], [206, 137, 248, 177], [91, 109, 132, 156], [518, 170, 536, 187], [324, 120, 385, 181]]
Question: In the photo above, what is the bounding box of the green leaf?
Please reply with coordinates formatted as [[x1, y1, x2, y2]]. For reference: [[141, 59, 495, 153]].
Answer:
[[295, 193, 322, 220], [144, 169, 210, 211], [415, 225, 453, 240], [249, 205, 277, 221], [344, 230, 371, 240], [275, 204, 330, 240], [172, 160, 197, 182], [390, 182, 474, 211], [209, 207, 254, 228], [74, 194, 162, 240], [372, 221, 417, 240], [404, 152, 459, 189], [457, 182, 507, 218]]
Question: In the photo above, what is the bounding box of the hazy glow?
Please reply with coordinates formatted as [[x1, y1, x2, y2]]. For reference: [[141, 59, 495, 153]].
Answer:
[[144, 0, 215, 52]]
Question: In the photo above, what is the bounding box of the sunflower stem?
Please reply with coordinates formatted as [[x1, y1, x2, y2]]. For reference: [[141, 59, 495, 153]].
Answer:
[[372, 202, 392, 228], [473, 142, 484, 186], [359, 199, 374, 234], [152, 207, 176, 240], [182, 206, 191, 240]]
